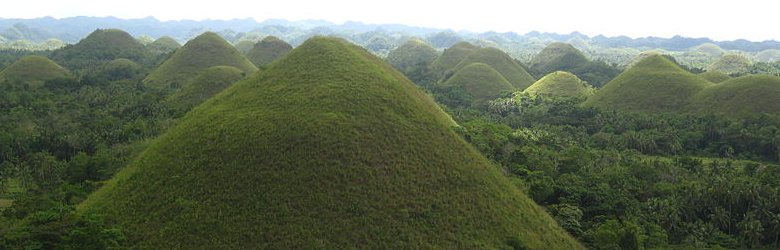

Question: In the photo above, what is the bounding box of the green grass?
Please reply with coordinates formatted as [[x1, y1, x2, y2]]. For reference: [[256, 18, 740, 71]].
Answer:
[[386, 38, 438, 76], [79, 36, 581, 249], [50, 29, 149, 70], [0, 55, 72, 87], [698, 71, 732, 83], [756, 49, 780, 62], [147, 36, 180, 55], [444, 62, 516, 104], [690, 43, 725, 57], [233, 40, 256, 55], [430, 41, 478, 77], [0, 179, 23, 209], [245, 36, 293, 67], [692, 74, 780, 116], [143, 32, 258, 89], [584, 54, 714, 112], [529, 42, 589, 76], [448, 47, 536, 90], [165, 65, 247, 113], [525, 71, 594, 97], [707, 53, 752, 75]]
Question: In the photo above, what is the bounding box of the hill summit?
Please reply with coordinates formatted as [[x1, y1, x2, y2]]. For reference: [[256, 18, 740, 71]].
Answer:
[[79, 36, 581, 249], [584, 54, 713, 112], [448, 47, 536, 90], [692, 74, 780, 116], [50, 29, 149, 71], [525, 71, 594, 97], [443, 62, 515, 105], [528, 42, 589, 76], [143, 32, 257, 89], [0, 55, 72, 87], [246, 36, 293, 67]]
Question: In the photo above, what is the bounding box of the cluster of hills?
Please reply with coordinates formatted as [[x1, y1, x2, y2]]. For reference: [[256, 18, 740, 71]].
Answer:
[[0, 28, 585, 248]]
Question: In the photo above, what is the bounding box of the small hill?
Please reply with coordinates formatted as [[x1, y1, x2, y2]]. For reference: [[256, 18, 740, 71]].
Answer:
[[50, 29, 149, 71], [692, 74, 780, 116], [691, 43, 725, 57], [143, 32, 258, 89], [147, 36, 180, 55], [698, 71, 732, 83], [79, 36, 581, 249], [0, 55, 71, 87], [584, 54, 713, 112], [233, 40, 255, 55], [444, 62, 516, 105], [386, 38, 438, 80], [448, 47, 536, 90], [525, 71, 594, 97], [528, 42, 589, 76], [707, 53, 752, 75], [165, 66, 246, 113], [430, 41, 478, 77], [245, 36, 293, 68], [755, 49, 780, 62]]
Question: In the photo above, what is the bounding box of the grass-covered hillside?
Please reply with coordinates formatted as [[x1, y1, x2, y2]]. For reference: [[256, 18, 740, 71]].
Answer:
[[692, 74, 780, 116], [707, 53, 752, 75], [165, 65, 246, 114], [147, 36, 180, 55], [50, 29, 149, 71], [443, 62, 515, 105], [698, 70, 732, 83], [448, 47, 536, 90], [143, 32, 257, 89], [528, 42, 589, 76], [233, 40, 255, 55], [584, 54, 713, 112], [525, 71, 594, 98], [430, 41, 478, 77], [79, 36, 581, 249], [0, 55, 71, 87], [386, 38, 438, 81], [245, 36, 293, 68]]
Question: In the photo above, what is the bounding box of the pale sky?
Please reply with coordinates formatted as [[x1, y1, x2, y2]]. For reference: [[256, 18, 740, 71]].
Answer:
[[1, 0, 777, 41]]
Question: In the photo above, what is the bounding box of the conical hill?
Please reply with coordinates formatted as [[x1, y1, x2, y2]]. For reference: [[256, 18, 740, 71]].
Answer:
[[50, 29, 149, 71], [528, 42, 589, 76], [143, 32, 257, 89], [525, 71, 594, 97], [448, 47, 536, 89], [245, 36, 293, 67], [692, 74, 780, 116], [430, 41, 478, 77], [444, 62, 515, 105], [79, 36, 581, 249], [0, 55, 72, 87], [165, 65, 246, 113]]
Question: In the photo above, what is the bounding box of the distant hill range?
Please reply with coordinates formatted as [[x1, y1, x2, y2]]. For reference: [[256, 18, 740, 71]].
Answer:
[[1, 16, 779, 51]]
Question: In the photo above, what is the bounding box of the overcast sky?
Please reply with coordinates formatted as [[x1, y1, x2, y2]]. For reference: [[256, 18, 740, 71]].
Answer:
[[0, 0, 776, 41]]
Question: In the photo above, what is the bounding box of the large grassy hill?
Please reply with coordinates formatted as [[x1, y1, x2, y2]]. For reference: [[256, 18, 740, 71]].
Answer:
[[692, 74, 780, 116], [0, 55, 72, 87], [528, 42, 589, 76], [386, 38, 438, 80], [143, 32, 257, 89], [430, 41, 478, 77], [245, 36, 293, 68], [584, 54, 713, 112], [707, 53, 752, 75], [50, 29, 149, 71], [443, 62, 515, 105], [147, 36, 180, 55], [448, 47, 536, 90], [525, 71, 594, 98], [79, 36, 581, 249]]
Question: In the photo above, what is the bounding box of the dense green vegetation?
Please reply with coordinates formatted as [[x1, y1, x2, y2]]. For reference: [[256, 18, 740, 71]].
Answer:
[[245, 35, 293, 68], [146, 36, 180, 55], [524, 71, 594, 98], [584, 54, 714, 112], [143, 32, 257, 89], [78, 36, 581, 249]]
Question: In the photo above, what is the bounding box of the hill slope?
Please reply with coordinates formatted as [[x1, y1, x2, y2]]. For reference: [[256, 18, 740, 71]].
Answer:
[[584, 54, 713, 112], [692, 74, 780, 116], [147, 36, 180, 55], [50, 29, 149, 71], [143, 32, 257, 89], [164, 66, 246, 113], [525, 71, 594, 97], [245, 36, 293, 68], [444, 62, 515, 105], [430, 41, 478, 77], [529, 42, 589, 76], [698, 71, 732, 83], [449, 47, 536, 90], [707, 53, 752, 75], [386, 38, 438, 79], [79, 36, 581, 249], [0, 55, 71, 87]]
